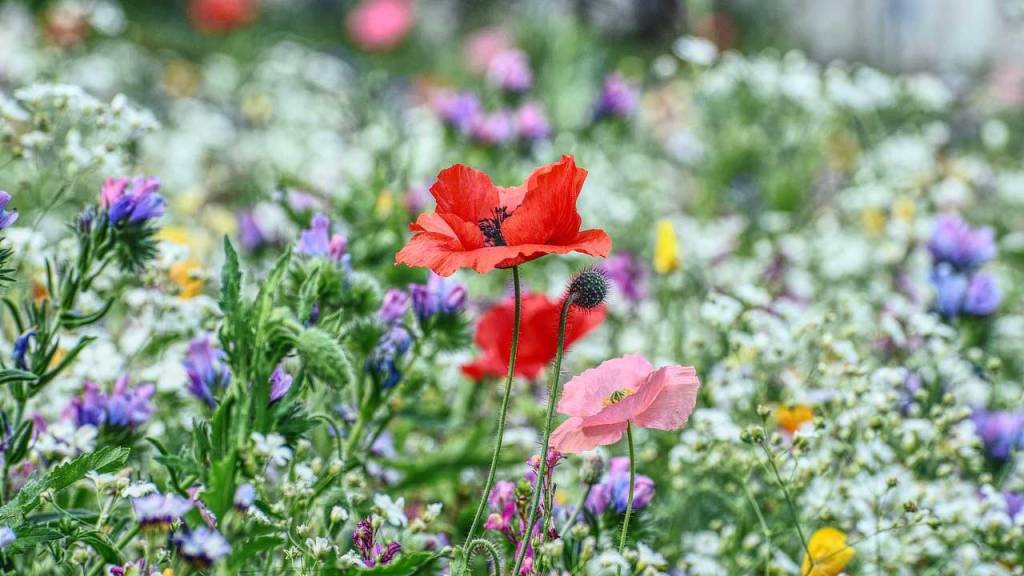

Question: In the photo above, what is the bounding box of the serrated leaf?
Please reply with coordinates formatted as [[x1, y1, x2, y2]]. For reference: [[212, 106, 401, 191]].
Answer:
[[49, 446, 130, 491]]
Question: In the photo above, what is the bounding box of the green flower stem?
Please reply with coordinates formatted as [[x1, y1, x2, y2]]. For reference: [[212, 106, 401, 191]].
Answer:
[[511, 293, 574, 575], [619, 422, 636, 553], [559, 483, 593, 535], [461, 266, 522, 571], [760, 441, 812, 567]]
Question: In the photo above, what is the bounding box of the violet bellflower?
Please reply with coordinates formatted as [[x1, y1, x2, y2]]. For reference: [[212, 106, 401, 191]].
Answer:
[[365, 326, 412, 390], [268, 363, 293, 404], [927, 214, 996, 270], [132, 493, 193, 532], [12, 330, 35, 370], [409, 273, 467, 322], [297, 213, 347, 262], [100, 177, 166, 225], [172, 526, 232, 567], [183, 336, 232, 407], [378, 288, 410, 324], [0, 191, 19, 229], [972, 409, 1024, 461]]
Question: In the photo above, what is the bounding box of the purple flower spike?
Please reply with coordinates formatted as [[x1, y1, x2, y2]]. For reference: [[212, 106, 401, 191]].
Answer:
[[600, 251, 647, 304], [102, 177, 165, 225], [183, 336, 232, 408], [104, 374, 155, 428], [352, 517, 401, 567], [298, 213, 348, 263], [0, 192, 19, 229], [930, 263, 968, 317], [172, 527, 231, 567], [594, 73, 638, 120], [487, 49, 533, 93], [515, 102, 550, 141], [269, 363, 293, 404], [972, 410, 1024, 461], [963, 272, 1002, 316], [471, 111, 514, 146], [68, 382, 106, 427], [378, 289, 410, 324], [132, 493, 193, 531], [434, 91, 482, 135], [928, 214, 996, 270], [12, 330, 35, 370], [409, 273, 467, 322]]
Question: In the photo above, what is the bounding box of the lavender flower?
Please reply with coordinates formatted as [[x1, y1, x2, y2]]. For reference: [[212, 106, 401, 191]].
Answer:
[[409, 273, 467, 322], [236, 210, 267, 251], [12, 330, 35, 370], [183, 336, 232, 407], [365, 326, 412, 390], [972, 410, 1024, 461], [109, 560, 160, 576], [963, 271, 1002, 316], [471, 111, 514, 146], [132, 493, 192, 531], [928, 214, 996, 270], [352, 517, 402, 567], [514, 102, 550, 141], [172, 527, 231, 567], [930, 264, 968, 317], [594, 73, 638, 119], [100, 176, 166, 225], [600, 251, 647, 304], [234, 483, 256, 511], [434, 91, 482, 135], [378, 289, 410, 324], [0, 526, 14, 549], [0, 192, 19, 229], [104, 374, 156, 428], [297, 213, 347, 262], [1005, 492, 1023, 520], [68, 382, 106, 427], [586, 457, 655, 514], [269, 363, 293, 404], [487, 49, 533, 93]]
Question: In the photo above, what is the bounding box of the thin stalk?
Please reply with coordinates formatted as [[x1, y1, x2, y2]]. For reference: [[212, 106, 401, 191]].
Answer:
[[510, 294, 574, 575], [618, 422, 635, 553], [760, 442, 812, 566], [559, 484, 593, 535], [460, 266, 522, 572]]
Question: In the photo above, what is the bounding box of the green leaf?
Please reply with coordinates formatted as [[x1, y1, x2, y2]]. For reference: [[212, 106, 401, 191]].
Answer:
[[59, 298, 115, 329], [295, 327, 354, 390], [228, 535, 284, 568], [205, 450, 237, 519], [75, 531, 121, 564], [220, 236, 243, 325], [0, 369, 38, 386], [48, 446, 130, 491], [6, 525, 63, 552], [360, 552, 441, 575], [36, 335, 97, 389]]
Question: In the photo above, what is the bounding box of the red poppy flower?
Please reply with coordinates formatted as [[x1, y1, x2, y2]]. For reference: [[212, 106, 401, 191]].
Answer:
[[188, 0, 258, 32], [396, 155, 612, 276], [462, 294, 606, 381]]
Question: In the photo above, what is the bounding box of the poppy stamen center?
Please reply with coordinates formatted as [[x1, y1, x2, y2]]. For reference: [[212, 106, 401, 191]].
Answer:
[[602, 387, 636, 406], [479, 206, 511, 247]]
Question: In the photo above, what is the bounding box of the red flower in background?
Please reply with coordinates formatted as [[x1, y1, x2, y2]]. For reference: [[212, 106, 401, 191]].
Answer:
[[347, 0, 413, 52], [462, 294, 605, 381], [189, 0, 258, 33], [396, 155, 612, 276]]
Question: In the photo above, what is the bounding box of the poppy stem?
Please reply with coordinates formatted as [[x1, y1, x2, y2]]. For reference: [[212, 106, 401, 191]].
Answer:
[[511, 293, 574, 576], [461, 265, 522, 572], [619, 422, 635, 553]]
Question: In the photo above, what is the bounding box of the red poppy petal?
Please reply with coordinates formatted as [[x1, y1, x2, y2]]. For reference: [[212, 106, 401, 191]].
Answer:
[[431, 164, 500, 223], [409, 212, 455, 235], [502, 155, 587, 245], [438, 213, 486, 250], [395, 232, 468, 277]]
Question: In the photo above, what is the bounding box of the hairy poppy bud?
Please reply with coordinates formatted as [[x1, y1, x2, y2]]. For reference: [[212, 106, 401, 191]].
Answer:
[[567, 268, 608, 310]]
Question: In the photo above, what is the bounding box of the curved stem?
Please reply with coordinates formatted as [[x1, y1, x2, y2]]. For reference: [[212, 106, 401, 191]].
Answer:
[[466, 538, 504, 576], [461, 266, 522, 571], [511, 294, 573, 575], [618, 422, 635, 553]]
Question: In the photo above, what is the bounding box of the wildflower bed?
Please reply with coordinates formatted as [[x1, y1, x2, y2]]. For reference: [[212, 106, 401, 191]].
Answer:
[[0, 2, 1022, 575]]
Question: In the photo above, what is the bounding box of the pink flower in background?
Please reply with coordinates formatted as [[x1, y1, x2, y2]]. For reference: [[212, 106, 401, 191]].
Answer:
[[464, 28, 513, 73], [347, 0, 413, 52], [551, 354, 700, 452]]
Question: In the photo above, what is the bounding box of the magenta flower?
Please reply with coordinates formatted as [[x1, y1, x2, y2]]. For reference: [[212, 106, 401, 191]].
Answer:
[[600, 251, 647, 304], [487, 49, 533, 93], [352, 517, 402, 567], [551, 354, 700, 453], [514, 102, 550, 142]]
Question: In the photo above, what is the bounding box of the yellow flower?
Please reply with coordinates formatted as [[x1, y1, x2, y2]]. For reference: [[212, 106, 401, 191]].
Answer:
[[776, 404, 814, 435], [653, 219, 679, 274], [860, 208, 886, 236], [169, 259, 204, 299], [375, 190, 394, 218], [892, 196, 915, 223], [162, 60, 200, 98], [801, 527, 855, 576], [156, 227, 192, 247]]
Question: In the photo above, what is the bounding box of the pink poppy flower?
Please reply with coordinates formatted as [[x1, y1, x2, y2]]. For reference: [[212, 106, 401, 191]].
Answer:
[[346, 0, 413, 52], [550, 354, 700, 453]]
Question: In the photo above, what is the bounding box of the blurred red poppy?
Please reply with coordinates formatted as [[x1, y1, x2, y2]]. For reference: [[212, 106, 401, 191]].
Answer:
[[189, 0, 258, 33], [461, 294, 605, 381], [395, 155, 611, 276]]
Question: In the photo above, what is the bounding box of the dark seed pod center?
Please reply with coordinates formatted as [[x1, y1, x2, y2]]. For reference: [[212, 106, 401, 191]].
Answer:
[[567, 268, 609, 309], [478, 206, 511, 246]]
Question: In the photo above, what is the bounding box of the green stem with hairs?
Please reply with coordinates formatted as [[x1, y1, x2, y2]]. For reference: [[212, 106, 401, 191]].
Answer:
[[760, 441, 812, 568], [510, 294, 574, 575], [460, 266, 522, 573], [618, 422, 636, 553]]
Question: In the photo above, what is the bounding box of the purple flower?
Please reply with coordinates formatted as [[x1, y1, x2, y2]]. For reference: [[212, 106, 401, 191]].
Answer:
[[930, 264, 968, 317], [365, 326, 412, 390], [183, 336, 232, 408], [104, 374, 155, 428], [487, 49, 533, 93], [488, 480, 516, 510], [963, 272, 1001, 316], [514, 102, 550, 141], [68, 382, 106, 427], [100, 177, 165, 225], [12, 330, 34, 370], [1005, 492, 1023, 520], [972, 409, 1024, 461], [269, 363, 293, 404], [234, 483, 256, 511], [132, 493, 193, 531], [594, 73, 638, 119], [409, 273, 467, 322], [928, 214, 996, 270], [172, 527, 231, 567], [109, 560, 161, 576], [471, 111, 514, 146], [286, 189, 326, 213], [600, 251, 647, 304], [586, 457, 655, 514], [352, 517, 401, 567], [585, 482, 611, 515], [236, 211, 267, 251], [378, 289, 410, 324], [434, 91, 482, 135], [297, 213, 347, 262], [0, 192, 19, 229], [0, 526, 14, 550]]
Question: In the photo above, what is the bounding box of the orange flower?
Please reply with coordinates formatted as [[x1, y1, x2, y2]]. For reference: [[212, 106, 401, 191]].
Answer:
[[395, 156, 611, 276], [777, 404, 814, 435]]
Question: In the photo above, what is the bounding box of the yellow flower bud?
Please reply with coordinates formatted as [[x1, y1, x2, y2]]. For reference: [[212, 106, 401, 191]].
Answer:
[[653, 219, 679, 274]]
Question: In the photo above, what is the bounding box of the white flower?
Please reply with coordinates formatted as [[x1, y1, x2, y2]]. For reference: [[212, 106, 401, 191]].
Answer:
[[305, 537, 335, 558], [372, 494, 407, 527], [251, 432, 292, 467]]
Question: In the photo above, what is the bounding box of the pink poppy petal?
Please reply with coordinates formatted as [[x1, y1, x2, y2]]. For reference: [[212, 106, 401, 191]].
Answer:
[[579, 365, 669, 428], [550, 417, 626, 453], [557, 354, 652, 418], [633, 366, 700, 431]]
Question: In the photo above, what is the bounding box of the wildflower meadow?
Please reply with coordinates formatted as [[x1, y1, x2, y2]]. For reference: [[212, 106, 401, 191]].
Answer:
[[0, 1, 1023, 575]]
